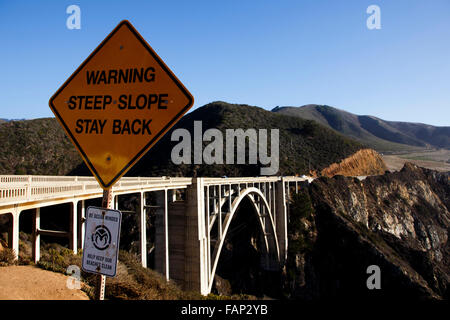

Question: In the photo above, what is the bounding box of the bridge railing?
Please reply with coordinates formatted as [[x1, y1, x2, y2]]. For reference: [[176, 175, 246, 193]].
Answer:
[[0, 175, 312, 205], [0, 186, 27, 200], [0, 176, 30, 183], [0, 175, 195, 205], [202, 176, 281, 186]]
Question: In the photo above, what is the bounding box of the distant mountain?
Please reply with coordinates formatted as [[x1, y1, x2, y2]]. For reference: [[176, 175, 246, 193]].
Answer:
[[0, 118, 26, 123], [272, 105, 450, 152]]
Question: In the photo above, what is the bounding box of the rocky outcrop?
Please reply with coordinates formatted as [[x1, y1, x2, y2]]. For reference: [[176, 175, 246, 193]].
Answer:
[[321, 148, 386, 177], [284, 163, 449, 300]]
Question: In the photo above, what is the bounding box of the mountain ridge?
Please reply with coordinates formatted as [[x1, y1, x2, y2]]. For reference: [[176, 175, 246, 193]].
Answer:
[[272, 104, 450, 152]]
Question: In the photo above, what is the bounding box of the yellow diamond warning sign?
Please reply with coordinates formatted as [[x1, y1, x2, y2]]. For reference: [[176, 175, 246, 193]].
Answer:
[[49, 20, 194, 188]]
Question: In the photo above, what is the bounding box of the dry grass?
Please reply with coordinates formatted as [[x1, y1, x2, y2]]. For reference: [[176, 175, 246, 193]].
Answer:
[[8, 234, 253, 300], [107, 250, 203, 300], [321, 148, 386, 177], [33, 243, 203, 300]]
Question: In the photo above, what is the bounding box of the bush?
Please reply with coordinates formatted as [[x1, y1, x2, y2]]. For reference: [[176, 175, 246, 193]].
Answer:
[[0, 248, 17, 266], [287, 190, 316, 254], [289, 189, 314, 228], [37, 246, 81, 273], [115, 250, 202, 300]]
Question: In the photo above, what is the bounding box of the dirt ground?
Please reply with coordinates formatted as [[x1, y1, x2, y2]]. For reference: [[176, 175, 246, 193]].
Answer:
[[0, 265, 89, 300]]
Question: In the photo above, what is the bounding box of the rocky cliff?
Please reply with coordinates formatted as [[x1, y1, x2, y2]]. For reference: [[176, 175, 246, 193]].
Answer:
[[320, 148, 387, 177], [284, 163, 449, 300]]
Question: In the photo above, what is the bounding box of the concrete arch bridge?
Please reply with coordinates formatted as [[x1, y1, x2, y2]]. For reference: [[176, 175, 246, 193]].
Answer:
[[0, 175, 312, 294]]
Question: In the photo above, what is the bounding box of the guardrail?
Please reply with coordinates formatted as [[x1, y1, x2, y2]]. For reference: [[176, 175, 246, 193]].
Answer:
[[0, 175, 314, 206], [0, 175, 194, 206], [202, 176, 311, 186]]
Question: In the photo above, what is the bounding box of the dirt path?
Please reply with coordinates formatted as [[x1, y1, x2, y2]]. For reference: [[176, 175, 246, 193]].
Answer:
[[0, 265, 89, 300]]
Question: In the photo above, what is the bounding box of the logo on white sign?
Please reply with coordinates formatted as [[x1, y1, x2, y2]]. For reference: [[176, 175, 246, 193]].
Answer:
[[82, 207, 122, 277]]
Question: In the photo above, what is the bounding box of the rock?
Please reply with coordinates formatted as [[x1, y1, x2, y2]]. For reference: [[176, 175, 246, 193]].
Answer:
[[284, 163, 449, 300]]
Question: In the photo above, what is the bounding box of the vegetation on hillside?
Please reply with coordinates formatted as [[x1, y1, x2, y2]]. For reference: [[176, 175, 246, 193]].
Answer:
[[321, 148, 386, 177], [115, 101, 365, 177], [0, 118, 82, 175], [0, 102, 365, 177]]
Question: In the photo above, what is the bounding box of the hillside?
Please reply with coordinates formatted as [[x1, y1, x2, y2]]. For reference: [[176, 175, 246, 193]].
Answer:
[[102, 101, 365, 177], [272, 105, 450, 152], [0, 102, 376, 177], [0, 118, 82, 175], [321, 148, 387, 177]]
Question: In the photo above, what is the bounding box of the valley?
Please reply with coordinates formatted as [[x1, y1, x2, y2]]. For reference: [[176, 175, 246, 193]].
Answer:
[[383, 149, 450, 172]]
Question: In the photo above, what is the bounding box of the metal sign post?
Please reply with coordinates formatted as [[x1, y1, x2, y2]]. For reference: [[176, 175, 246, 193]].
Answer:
[[97, 188, 113, 300]]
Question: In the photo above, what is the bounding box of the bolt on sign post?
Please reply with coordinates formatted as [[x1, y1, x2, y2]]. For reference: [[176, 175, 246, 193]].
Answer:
[[49, 20, 194, 300]]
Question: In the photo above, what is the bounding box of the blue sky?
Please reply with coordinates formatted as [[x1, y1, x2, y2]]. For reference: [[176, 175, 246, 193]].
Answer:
[[0, 0, 449, 125]]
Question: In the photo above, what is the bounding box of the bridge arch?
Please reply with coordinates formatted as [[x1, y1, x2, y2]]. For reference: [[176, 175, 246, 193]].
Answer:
[[208, 187, 280, 292]]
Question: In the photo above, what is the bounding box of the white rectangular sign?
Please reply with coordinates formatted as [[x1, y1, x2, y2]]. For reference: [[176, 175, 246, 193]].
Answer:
[[82, 206, 122, 277]]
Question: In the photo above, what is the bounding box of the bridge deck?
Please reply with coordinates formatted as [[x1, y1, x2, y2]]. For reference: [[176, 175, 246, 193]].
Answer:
[[0, 176, 193, 214], [0, 175, 312, 214]]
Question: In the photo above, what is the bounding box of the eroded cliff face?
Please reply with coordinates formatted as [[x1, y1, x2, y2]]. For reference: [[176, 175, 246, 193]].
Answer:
[[284, 163, 449, 300], [321, 148, 387, 177]]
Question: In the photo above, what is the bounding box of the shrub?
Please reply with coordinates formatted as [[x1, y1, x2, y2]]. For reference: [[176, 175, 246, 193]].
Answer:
[[0, 248, 17, 266], [37, 246, 81, 273]]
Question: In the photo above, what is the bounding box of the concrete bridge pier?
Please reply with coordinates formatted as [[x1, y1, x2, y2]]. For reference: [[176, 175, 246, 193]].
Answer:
[[154, 178, 209, 294], [184, 178, 208, 294], [9, 209, 20, 260], [154, 189, 170, 280], [79, 200, 86, 250], [69, 201, 77, 255], [139, 191, 147, 268], [275, 179, 288, 264], [32, 208, 40, 263]]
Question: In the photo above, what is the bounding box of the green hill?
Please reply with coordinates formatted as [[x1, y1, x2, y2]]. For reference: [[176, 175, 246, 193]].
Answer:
[[0, 102, 364, 177], [0, 118, 81, 175], [72, 101, 364, 177], [272, 104, 450, 152]]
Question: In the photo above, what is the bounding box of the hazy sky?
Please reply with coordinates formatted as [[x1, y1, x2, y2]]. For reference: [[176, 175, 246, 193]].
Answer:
[[0, 0, 449, 126]]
